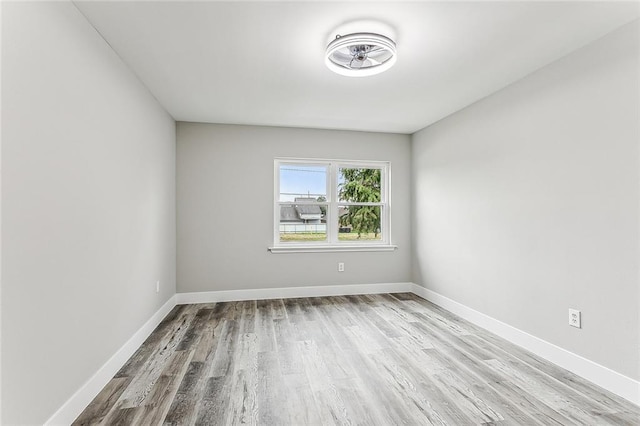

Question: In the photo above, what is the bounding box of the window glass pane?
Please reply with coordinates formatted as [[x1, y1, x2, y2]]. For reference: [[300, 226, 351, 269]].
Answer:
[[279, 203, 327, 242], [338, 167, 381, 203], [337, 205, 382, 241], [279, 165, 327, 202]]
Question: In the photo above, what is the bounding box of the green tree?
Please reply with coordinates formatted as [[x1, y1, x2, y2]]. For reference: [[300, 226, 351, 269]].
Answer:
[[338, 168, 381, 238], [316, 195, 327, 216]]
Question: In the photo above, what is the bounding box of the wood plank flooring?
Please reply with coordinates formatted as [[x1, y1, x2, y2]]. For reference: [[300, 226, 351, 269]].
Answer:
[[73, 293, 640, 425]]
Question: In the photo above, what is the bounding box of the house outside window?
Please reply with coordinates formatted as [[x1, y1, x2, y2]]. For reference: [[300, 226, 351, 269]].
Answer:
[[270, 158, 395, 253]]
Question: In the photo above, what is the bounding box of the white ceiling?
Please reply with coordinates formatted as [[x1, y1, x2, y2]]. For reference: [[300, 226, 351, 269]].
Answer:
[[74, 1, 639, 134]]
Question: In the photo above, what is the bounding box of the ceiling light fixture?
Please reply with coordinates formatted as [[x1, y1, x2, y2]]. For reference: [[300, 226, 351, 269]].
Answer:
[[325, 32, 397, 77]]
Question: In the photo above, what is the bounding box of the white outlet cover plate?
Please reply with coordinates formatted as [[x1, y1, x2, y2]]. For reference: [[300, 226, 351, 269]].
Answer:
[[569, 308, 581, 328]]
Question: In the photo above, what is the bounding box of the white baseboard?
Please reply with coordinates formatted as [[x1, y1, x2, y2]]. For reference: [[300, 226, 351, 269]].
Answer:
[[410, 283, 640, 406], [44, 295, 178, 426], [176, 282, 413, 304]]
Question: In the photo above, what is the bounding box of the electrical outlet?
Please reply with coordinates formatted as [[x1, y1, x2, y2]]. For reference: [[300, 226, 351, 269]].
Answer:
[[156, 280, 160, 293], [338, 262, 345, 272], [569, 308, 581, 328]]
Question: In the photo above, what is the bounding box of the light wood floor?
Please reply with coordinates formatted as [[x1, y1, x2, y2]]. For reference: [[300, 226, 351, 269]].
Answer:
[[73, 293, 640, 425]]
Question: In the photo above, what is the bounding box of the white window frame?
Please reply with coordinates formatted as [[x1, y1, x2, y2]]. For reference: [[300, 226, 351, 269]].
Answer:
[[269, 158, 397, 253]]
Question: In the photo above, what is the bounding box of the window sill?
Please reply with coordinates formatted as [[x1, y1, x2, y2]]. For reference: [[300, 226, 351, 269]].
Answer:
[[268, 244, 398, 254]]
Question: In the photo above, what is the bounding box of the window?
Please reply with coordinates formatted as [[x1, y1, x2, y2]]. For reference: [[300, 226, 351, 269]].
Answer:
[[270, 158, 395, 253]]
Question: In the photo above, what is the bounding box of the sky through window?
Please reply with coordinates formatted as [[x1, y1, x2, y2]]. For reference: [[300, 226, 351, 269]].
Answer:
[[279, 165, 327, 201]]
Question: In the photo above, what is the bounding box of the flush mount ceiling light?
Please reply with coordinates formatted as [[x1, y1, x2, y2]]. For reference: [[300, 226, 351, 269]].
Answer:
[[325, 32, 397, 77]]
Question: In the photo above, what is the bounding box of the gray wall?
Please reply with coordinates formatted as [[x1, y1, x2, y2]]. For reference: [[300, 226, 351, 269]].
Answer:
[[177, 123, 411, 292], [411, 21, 639, 380], [1, 2, 176, 424]]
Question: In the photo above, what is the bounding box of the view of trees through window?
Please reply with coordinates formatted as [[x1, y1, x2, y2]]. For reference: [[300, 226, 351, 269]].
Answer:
[[338, 167, 381, 240], [276, 160, 386, 244]]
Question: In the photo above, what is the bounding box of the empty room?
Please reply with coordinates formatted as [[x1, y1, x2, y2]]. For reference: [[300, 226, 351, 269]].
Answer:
[[1, 1, 639, 425]]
